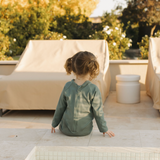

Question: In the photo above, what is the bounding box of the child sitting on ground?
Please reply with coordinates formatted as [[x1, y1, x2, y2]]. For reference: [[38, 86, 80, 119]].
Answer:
[[51, 51, 115, 137]]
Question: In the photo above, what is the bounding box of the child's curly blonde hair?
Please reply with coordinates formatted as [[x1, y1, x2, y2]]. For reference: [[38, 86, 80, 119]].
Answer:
[[64, 51, 99, 80]]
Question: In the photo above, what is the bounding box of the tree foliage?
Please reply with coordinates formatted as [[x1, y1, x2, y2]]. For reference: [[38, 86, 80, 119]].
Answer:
[[138, 30, 160, 59], [52, 0, 99, 17], [0, 4, 13, 60], [0, 0, 98, 57], [6, 1, 52, 56], [119, 2, 139, 48], [2, 1, 68, 56], [122, 0, 160, 36], [91, 11, 132, 60], [0, 1, 133, 60], [0, 32, 13, 60], [34, 31, 65, 40], [1, 0, 99, 17], [51, 9, 95, 39]]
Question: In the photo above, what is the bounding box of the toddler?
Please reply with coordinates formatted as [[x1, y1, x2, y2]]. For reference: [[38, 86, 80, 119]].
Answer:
[[51, 51, 115, 137]]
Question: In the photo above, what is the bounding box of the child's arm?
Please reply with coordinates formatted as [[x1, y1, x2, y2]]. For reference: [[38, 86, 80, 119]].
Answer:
[[92, 87, 114, 137], [51, 87, 67, 131]]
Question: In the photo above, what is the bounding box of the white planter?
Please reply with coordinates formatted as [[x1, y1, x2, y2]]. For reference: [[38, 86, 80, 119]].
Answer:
[[116, 74, 140, 104]]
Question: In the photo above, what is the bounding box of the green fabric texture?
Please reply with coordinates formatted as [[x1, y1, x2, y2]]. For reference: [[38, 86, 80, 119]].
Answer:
[[52, 79, 108, 136]]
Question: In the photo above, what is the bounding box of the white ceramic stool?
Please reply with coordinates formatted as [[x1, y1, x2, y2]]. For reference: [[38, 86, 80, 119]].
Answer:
[[116, 74, 140, 104]]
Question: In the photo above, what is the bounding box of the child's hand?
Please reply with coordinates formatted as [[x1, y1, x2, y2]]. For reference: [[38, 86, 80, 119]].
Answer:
[[103, 130, 115, 137], [51, 127, 55, 133]]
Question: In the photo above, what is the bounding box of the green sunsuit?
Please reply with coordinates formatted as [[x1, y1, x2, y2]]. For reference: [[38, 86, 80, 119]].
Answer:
[[52, 79, 108, 136]]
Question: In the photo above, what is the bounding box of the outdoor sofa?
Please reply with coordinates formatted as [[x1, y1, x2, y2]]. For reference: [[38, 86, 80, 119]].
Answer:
[[146, 37, 160, 111], [0, 40, 111, 114]]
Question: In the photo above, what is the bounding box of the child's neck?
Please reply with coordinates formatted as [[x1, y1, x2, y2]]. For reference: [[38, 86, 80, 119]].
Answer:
[[75, 74, 90, 86]]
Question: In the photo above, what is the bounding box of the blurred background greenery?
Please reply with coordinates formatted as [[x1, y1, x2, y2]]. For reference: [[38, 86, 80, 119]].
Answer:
[[0, 0, 160, 60]]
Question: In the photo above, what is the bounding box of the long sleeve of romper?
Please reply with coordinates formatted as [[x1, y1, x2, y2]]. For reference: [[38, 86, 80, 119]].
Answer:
[[52, 87, 67, 128], [92, 88, 108, 133]]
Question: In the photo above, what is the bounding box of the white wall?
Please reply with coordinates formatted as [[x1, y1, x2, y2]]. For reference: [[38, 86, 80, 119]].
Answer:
[[0, 60, 148, 91], [109, 60, 148, 91]]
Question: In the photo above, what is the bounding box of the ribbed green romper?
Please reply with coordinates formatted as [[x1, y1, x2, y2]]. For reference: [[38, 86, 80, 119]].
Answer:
[[52, 79, 108, 136]]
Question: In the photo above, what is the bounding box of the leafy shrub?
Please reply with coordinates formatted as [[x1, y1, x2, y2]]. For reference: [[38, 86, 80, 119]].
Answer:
[[0, 8, 13, 60], [7, 1, 52, 56], [4, 3, 95, 57], [91, 11, 132, 60], [0, 3, 131, 60], [138, 31, 160, 59], [124, 22, 139, 49], [34, 32, 66, 40], [0, 32, 13, 60], [50, 9, 95, 39], [137, 35, 149, 59]]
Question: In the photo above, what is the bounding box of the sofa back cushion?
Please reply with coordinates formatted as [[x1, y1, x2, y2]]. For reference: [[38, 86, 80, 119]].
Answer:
[[15, 40, 108, 73]]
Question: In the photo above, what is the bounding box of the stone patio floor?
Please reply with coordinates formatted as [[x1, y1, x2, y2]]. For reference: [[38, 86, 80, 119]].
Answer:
[[0, 91, 160, 160]]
